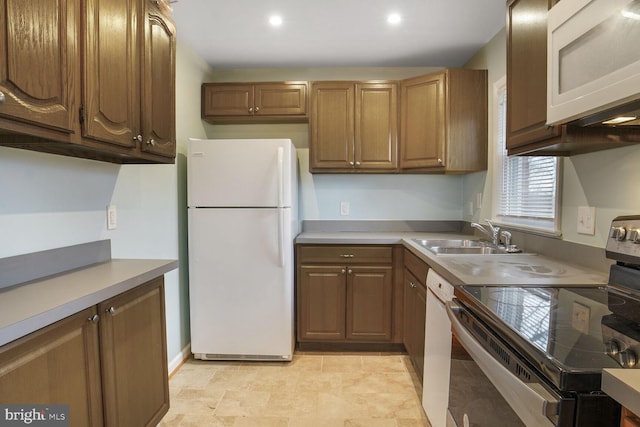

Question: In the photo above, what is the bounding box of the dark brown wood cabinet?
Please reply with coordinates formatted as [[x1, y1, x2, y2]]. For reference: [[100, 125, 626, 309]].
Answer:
[[0, 0, 176, 163], [402, 249, 429, 378], [506, 0, 561, 153], [0, 307, 104, 425], [296, 245, 394, 345], [202, 82, 308, 123], [99, 277, 169, 426], [83, 0, 141, 149], [310, 81, 398, 173], [400, 69, 487, 173], [141, 3, 176, 158], [0, 0, 80, 135], [0, 277, 169, 427]]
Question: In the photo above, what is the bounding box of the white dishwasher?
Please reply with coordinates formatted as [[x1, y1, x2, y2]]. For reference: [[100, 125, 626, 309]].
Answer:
[[422, 269, 455, 427]]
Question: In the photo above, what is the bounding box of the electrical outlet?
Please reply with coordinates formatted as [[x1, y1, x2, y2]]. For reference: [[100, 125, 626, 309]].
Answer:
[[107, 205, 117, 230], [340, 201, 350, 216], [577, 206, 596, 235], [572, 302, 590, 334]]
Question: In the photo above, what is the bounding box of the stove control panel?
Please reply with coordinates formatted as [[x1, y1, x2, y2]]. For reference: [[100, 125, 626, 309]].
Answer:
[[606, 216, 640, 263], [602, 322, 639, 368]]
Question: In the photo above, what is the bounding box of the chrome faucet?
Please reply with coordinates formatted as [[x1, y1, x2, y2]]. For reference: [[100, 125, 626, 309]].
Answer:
[[471, 219, 501, 246]]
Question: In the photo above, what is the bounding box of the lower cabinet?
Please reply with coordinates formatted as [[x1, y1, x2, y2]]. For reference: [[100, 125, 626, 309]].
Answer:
[[403, 250, 429, 378], [297, 245, 394, 344], [0, 277, 169, 427]]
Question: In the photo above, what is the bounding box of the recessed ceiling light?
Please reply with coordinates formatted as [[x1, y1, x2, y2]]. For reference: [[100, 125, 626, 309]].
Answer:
[[387, 13, 402, 25], [269, 15, 283, 26]]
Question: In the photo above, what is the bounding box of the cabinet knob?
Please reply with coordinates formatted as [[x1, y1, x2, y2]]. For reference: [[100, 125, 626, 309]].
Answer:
[[88, 314, 100, 324], [341, 268, 346, 274], [339, 254, 354, 258], [409, 282, 417, 288], [147, 139, 156, 146], [106, 306, 116, 314], [248, 107, 254, 113], [348, 269, 352, 275], [349, 161, 354, 166], [0, 91, 5, 105], [254, 106, 260, 113], [437, 158, 443, 165], [355, 161, 361, 166], [133, 134, 142, 142]]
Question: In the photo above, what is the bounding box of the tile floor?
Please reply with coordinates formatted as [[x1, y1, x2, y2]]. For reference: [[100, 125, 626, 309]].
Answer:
[[159, 353, 431, 426]]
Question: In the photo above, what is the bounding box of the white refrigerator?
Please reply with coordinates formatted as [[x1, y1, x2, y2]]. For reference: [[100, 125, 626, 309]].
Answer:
[[187, 138, 298, 361]]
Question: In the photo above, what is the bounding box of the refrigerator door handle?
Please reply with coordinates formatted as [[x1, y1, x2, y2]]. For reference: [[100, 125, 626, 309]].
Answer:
[[278, 209, 285, 267], [277, 146, 284, 207]]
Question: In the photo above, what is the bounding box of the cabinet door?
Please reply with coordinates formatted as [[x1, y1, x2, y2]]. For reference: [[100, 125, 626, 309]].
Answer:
[[298, 265, 347, 341], [403, 269, 426, 378], [506, 0, 561, 149], [99, 277, 169, 427], [202, 84, 254, 117], [83, 0, 140, 147], [310, 82, 355, 170], [0, 307, 103, 425], [254, 83, 307, 116], [400, 73, 446, 169], [0, 0, 79, 133], [346, 265, 393, 341], [355, 83, 398, 170], [141, 6, 176, 158]]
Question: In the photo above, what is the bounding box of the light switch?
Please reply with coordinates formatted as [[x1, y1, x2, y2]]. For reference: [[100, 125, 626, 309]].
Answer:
[[340, 201, 350, 216], [577, 206, 595, 235], [107, 205, 117, 230]]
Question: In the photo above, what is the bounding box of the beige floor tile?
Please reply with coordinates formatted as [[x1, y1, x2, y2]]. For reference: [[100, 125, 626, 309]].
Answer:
[[161, 354, 430, 427], [321, 355, 364, 373]]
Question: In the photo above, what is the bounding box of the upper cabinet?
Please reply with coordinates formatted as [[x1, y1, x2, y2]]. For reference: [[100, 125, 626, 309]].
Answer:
[[506, 0, 560, 152], [0, 0, 176, 164], [141, 3, 176, 158], [83, 0, 141, 149], [400, 69, 488, 173], [309, 81, 398, 173], [507, 0, 640, 156], [0, 0, 80, 136], [201, 82, 308, 123]]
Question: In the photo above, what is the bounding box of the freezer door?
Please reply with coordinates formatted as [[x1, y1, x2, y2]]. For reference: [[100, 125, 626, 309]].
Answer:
[[188, 207, 295, 359], [187, 138, 295, 208]]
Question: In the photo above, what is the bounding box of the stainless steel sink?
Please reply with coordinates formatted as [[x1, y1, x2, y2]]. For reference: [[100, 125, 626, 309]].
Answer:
[[412, 239, 484, 248], [427, 246, 507, 254], [411, 238, 510, 255]]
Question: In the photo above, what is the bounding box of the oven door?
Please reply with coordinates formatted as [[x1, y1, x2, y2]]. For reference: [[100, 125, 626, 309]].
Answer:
[[446, 300, 565, 427]]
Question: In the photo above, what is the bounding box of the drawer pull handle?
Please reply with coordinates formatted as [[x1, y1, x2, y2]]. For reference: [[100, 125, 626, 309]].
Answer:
[[339, 254, 354, 258]]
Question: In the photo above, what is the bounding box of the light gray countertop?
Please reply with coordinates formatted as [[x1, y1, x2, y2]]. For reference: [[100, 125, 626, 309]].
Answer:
[[602, 369, 640, 416], [0, 258, 178, 347], [296, 231, 609, 287]]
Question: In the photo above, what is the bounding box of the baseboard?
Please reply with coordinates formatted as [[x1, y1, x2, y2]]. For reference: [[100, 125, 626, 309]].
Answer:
[[168, 344, 191, 377]]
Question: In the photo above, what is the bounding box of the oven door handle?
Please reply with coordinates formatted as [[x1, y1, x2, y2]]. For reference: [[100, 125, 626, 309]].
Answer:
[[447, 301, 559, 427]]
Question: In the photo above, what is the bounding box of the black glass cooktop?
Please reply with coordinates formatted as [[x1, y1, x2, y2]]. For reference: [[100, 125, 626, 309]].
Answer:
[[456, 284, 640, 391]]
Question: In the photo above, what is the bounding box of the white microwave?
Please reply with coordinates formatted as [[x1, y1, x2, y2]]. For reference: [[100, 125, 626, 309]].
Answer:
[[547, 0, 640, 126]]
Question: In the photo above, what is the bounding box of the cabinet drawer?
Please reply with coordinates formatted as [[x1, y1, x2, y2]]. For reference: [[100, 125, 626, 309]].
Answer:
[[298, 245, 393, 264], [404, 250, 429, 284]]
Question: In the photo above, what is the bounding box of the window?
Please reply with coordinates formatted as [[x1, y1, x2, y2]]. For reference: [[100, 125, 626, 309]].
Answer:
[[492, 78, 562, 235]]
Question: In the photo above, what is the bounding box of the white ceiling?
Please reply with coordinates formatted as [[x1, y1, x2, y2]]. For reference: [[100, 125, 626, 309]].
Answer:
[[171, 0, 506, 69]]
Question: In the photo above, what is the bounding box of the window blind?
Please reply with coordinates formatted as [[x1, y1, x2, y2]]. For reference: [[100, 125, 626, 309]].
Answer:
[[495, 88, 560, 232]]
